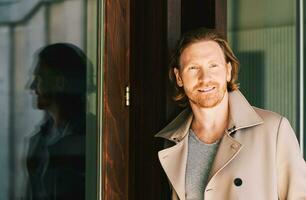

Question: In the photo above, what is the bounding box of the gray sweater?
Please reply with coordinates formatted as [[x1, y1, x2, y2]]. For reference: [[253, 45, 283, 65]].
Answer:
[[185, 129, 220, 200]]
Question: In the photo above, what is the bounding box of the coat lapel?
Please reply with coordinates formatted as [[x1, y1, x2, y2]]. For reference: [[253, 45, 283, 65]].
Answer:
[[228, 91, 263, 129], [158, 136, 188, 200], [208, 134, 242, 181], [208, 90, 263, 182], [156, 109, 193, 200]]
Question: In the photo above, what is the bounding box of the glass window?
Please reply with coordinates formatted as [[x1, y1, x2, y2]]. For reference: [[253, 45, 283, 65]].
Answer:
[[228, 0, 301, 151], [0, 0, 98, 199]]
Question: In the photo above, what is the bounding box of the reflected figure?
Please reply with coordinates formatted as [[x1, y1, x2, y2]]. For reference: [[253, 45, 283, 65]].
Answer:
[[26, 43, 87, 200]]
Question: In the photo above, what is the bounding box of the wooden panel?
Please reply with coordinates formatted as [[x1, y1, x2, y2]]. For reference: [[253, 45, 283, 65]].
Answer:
[[181, 0, 215, 33], [103, 0, 130, 199], [129, 0, 169, 199], [181, 0, 227, 36]]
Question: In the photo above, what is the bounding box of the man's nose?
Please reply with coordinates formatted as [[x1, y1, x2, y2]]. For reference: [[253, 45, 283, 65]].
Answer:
[[198, 69, 210, 82]]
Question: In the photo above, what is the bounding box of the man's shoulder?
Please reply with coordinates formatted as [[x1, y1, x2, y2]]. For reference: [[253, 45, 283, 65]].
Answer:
[[155, 108, 192, 141], [252, 106, 284, 126]]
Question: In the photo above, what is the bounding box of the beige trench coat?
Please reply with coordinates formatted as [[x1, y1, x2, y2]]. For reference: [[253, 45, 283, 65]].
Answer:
[[155, 90, 306, 200]]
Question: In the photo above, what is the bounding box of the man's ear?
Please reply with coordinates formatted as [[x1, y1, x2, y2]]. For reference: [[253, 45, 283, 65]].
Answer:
[[174, 67, 183, 87], [226, 62, 232, 82]]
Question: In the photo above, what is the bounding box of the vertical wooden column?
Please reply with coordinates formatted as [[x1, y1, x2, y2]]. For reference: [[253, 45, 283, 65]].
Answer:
[[103, 0, 130, 199], [129, 0, 168, 200]]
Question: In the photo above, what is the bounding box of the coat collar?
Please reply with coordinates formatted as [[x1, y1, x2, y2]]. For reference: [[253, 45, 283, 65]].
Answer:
[[155, 90, 263, 142]]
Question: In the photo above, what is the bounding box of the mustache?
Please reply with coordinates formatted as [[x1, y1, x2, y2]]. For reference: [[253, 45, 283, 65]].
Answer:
[[193, 82, 219, 90]]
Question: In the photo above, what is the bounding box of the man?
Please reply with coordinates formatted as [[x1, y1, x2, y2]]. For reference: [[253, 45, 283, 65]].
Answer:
[[27, 43, 88, 200], [155, 28, 306, 200]]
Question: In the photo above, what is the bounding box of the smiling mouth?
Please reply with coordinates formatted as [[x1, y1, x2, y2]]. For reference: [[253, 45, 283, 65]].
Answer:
[[198, 87, 215, 93]]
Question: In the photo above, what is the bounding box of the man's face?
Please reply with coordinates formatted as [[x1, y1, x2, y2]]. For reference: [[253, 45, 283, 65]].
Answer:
[[174, 40, 232, 108], [30, 61, 58, 110]]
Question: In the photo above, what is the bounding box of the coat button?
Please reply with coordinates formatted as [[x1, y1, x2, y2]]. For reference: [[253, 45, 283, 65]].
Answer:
[[234, 178, 243, 186]]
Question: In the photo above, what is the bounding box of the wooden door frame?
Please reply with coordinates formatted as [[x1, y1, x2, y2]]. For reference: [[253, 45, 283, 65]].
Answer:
[[101, 0, 130, 199], [102, 0, 227, 199]]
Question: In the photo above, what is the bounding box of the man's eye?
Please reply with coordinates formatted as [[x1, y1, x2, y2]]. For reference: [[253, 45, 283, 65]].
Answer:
[[188, 66, 198, 70], [209, 64, 218, 68]]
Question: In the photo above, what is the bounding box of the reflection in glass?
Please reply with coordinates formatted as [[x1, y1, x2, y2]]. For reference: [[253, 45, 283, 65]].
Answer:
[[0, 0, 89, 199], [26, 43, 87, 199]]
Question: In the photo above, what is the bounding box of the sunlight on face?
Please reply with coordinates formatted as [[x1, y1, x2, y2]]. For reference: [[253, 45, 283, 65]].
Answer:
[[174, 40, 232, 108]]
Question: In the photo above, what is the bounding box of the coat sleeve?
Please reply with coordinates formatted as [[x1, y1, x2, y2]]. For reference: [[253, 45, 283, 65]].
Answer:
[[276, 117, 306, 199]]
